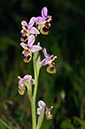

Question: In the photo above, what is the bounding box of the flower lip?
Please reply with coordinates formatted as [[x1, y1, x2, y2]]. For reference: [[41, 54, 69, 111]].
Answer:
[[22, 46, 32, 63], [21, 26, 30, 42], [42, 27, 49, 33], [24, 54, 32, 63], [40, 18, 52, 34], [21, 35, 28, 42], [18, 85, 25, 95], [45, 22, 49, 29]]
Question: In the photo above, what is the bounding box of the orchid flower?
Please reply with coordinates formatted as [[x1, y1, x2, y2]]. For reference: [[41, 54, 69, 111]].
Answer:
[[37, 100, 53, 120], [34, 7, 52, 35], [20, 35, 42, 63], [35, 7, 52, 24], [18, 75, 35, 95], [21, 17, 40, 42], [40, 48, 57, 74]]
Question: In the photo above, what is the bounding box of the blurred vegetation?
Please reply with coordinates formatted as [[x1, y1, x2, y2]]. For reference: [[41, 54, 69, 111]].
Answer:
[[0, 0, 85, 128]]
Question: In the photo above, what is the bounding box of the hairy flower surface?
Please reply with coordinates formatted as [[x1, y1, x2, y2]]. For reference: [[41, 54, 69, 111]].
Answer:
[[34, 7, 52, 35], [21, 17, 40, 42], [18, 75, 35, 95], [37, 100, 53, 120], [20, 35, 42, 63], [40, 48, 57, 74]]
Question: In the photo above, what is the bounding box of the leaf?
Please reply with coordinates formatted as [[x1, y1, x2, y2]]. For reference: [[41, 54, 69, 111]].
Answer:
[[33, 51, 40, 66], [36, 52, 41, 69], [73, 116, 85, 127], [60, 119, 76, 129], [36, 107, 45, 129], [33, 51, 42, 76], [24, 81, 33, 103], [36, 54, 42, 76], [0, 118, 11, 129]]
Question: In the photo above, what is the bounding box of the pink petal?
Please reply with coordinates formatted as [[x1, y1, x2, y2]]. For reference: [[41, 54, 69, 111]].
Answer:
[[46, 15, 52, 19], [29, 27, 40, 34], [37, 108, 42, 115], [30, 45, 42, 53], [40, 58, 49, 66], [20, 43, 27, 48], [18, 78, 24, 87], [35, 16, 44, 25], [38, 100, 46, 108], [41, 7, 48, 18], [28, 17, 35, 28], [24, 75, 32, 81], [37, 100, 46, 115], [42, 48, 50, 58], [27, 35, 35, 46], [21, 20, 28, 26]]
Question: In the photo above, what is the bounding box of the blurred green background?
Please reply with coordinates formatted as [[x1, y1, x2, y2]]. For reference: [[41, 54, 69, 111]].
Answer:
[[0, 0, 85, 128]]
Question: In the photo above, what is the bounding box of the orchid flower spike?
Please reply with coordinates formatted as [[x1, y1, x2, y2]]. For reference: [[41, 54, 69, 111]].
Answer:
[[18, 75, 35, 95], [34, 7, 52, 35], [21, 17, 40, 42], [40, 48, 57, 74], [37, 100, 53, 120], [20, 35, 42, 63]]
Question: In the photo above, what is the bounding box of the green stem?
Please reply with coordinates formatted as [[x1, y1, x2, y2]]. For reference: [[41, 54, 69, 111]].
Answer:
[[31, 102, 36, 129], [33, 67, 38, 102], [31, 70, 38, 129], [31, 52, 40, 129]]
